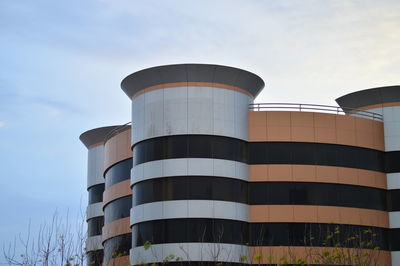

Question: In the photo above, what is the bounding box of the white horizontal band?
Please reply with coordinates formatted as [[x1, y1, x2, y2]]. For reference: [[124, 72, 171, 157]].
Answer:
[[130, 200, 249, 226], [392, 251, 400, 266], [132, 158, 248, 186], [387, 173, 400, 190], [86, 235, 103, 252], [389, 211, 400, 228], [86, 202, 104, 221], [130, 243, 249, 265]]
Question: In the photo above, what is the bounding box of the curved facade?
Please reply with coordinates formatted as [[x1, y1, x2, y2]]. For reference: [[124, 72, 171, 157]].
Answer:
[[102, 127, 132, 266], [80, 64, 399, 265], [80, 126, 120, 266], [122, 64, 263, 265], [337, 86, 400, 266]]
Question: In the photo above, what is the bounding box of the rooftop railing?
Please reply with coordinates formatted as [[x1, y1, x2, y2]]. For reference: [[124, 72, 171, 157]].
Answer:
[[249, 103, 383, 121]]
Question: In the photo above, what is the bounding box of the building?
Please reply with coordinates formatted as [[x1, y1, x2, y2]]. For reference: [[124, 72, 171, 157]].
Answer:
[[80, 64, 400, 266]]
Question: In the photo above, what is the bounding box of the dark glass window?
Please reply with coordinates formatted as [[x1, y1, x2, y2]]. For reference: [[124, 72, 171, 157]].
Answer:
[[133, 176, 248, 206], [134, 178, 387, 211], [385, 151, 400, 173], [103, 233, 131, 261], [387, 189, 400, 212], [133, 136, 389, 172], [104, 159, 132, 188], [87, 217, 104, 237], [132, 219, 388, 250], [88, 184, 105, 204], [87, 250, 103, 266], [104, 196, 132, 224], [390, 228, 400, 251]]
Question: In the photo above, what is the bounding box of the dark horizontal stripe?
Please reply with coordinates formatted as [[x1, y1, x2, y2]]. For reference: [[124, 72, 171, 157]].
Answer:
[[248, 142, 383, 172], [390, 228, 400, 251], [132, 219, 389, 250], [387, 189, 400, 212], [133, 135, 247, 165], [133, 177, 387, 211], [133, 135, 387, 172], [385, 151, 400, 173], [87, 216, 104, 237], [88, 183, 105, 204], [104, 195, 132, 224], [103, 233, 131, 261], [104, 158, 132, 188], [86, 250, 103, 265]]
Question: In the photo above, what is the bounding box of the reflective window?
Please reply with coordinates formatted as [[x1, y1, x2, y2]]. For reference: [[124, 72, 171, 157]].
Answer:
[[133, 176, 248, 206], [103, 233, 131, 261], [104, 196, 132, 224], [87, 250, 103, 266], [88, 184, 105, 204], [131, 219, 388, 250], [390, 228, 400, 251], [387, 189, 400, 212], [133, 136, 387, 173], [104, 159, 132, 188], [87, 217, 104, 237], [134, 178, 387, 211], [385, 151, 400, 173]]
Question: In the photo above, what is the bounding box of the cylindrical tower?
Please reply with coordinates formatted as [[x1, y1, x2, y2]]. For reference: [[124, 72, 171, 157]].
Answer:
[[80, 126, 119, 266], [102, 125, 133, 266], [337, 86, 400, 266], [121, 64, 264, 265], [247, 109, 391, 264]]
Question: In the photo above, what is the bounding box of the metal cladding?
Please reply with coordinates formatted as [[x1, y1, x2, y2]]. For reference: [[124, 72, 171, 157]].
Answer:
[[336, 85, 400, 110], [78, 64, 400, 265], [121, 63, 265, 98]]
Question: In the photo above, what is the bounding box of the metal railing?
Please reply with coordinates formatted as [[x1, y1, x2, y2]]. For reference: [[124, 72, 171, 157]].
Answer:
[[249, 103, 383, 121], [104, 122, 132, 142]]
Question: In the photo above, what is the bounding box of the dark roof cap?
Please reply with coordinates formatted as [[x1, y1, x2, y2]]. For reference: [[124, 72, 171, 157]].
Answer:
[[336, 85, 400, 109], [79, 126, 120, 148], [121, 63, 265, 98]]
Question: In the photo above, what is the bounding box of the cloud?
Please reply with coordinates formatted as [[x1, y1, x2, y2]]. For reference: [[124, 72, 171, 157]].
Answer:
[[0, 121, 5, 127]]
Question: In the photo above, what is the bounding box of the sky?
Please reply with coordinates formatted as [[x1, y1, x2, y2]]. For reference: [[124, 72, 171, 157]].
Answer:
[[0, 0, 399, 261]]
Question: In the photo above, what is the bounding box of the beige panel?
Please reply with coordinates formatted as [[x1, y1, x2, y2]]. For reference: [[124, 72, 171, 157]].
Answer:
[[102, 217, 131, 242], [249, 205, 389, 228], [248, 111, 385, 150], [248, 111, 267, 141], [103, 180, 132, 207], [104, 129, 132, 172], [104, 255, 129, 266], [248, 164, 387, 189], [249, 246, 391, 265], [133, 81, 253, 98]]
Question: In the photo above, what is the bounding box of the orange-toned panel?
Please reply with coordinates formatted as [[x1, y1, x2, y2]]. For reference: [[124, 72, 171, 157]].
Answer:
[[103, 180, 132, 207], [249, 165, 387, 189], [249, 205, 389, 228], [104, 255, 129, 266], [249, 246, 391, 265], [102, 217, 131, 242], [248, 111, 385, 151], [132, 82, 253, 98], [104, 129, 132, 172]]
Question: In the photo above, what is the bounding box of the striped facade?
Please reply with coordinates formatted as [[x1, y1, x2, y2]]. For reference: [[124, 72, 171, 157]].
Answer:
[[80, 64, 400, 265]]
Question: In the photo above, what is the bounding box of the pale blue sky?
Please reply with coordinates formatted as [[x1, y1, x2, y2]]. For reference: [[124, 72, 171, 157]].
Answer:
[[0, 0, 399, 260]]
